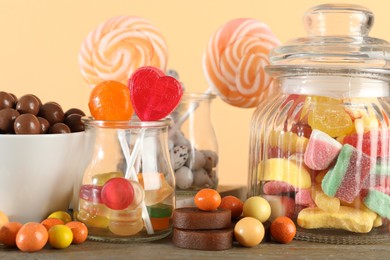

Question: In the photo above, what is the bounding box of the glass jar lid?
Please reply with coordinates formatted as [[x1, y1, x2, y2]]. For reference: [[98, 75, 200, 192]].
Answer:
[[266, 4, 390, 79]]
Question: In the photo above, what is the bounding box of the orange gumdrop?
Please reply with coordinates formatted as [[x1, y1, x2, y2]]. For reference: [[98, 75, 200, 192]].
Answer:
[[89, 80, 134, 120]]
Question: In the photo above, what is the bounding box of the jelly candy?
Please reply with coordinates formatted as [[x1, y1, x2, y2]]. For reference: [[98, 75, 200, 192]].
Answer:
[[262, 195, 295, 221], [263, 181, 296, 195], [342, 130, 389, 158], [147, 204, 173, 231], [259, 158, 311, 189], [128, 66, 183, 121], [268, 130, 308, 155], [297, 206, 373, 233], [363, 189, 390, 219], [110, 207, 142, 222], [295, 189, 315, 207], [77, 200, 110, 228], [101, 178, 134, 210], [109, 218, 144, 236], [138, 173, 174, 206], [92, 172, 124, 185], [79, 185, 103, 203], [88, 80, 134, 120], [307, 96, 353, 138], [304, 129, 342, 170], [322, 144, 374, 203], [311, 185, 340, 213]]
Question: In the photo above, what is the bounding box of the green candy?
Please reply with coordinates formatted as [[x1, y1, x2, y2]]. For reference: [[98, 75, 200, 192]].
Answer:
[[147, 204, 173, 218]]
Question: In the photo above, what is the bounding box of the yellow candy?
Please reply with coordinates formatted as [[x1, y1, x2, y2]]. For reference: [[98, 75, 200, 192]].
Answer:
[[297, 206, 373, 233], [340, 198, 378, 223], [92, 171, 124, 185], [307, 96, 354, 138], [258, 158, 311, 189], [373, 214, 383, 228], [108, 218, 143, 236], [312, 185, 340, 213], [110, 207, 142, 222], [268, 130, 309, 154], [48, 210, 72, 224], [138, 173, 174, 206], [77, 209, 109, 228]]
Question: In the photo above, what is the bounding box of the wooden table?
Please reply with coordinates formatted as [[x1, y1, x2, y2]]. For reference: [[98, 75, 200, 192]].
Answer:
[[1, 237, 390, 259], [1, 186, 390, 259]]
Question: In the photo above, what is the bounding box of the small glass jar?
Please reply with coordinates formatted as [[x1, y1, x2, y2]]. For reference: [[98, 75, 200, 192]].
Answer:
[[168, 92, 218, 194], [73, 117, 175, 243], [248, 4, 390, 244]]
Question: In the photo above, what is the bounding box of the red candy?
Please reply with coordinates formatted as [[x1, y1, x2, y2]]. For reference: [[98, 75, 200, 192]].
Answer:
[[342, 130, 389, 158], [128, 66, 183, 121], [101, 178, 134, 210]]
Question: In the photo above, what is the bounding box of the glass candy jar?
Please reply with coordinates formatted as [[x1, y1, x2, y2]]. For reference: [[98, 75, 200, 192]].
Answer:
[[73, 118, 175, 242], [248, 4, 390, 244], [168, 93, 218, 194]]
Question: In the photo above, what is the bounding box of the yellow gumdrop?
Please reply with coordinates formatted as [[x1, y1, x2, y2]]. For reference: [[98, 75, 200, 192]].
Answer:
[[92, 171, 124, 185], [297, 206, 373, 233], [307, 96, 353, 138], [312, 185, 340, 213], [268, 130, 309, 154], [258, 158, 311, 189]]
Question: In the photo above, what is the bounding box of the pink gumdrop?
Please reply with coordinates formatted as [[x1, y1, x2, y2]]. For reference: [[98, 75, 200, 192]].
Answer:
[[304, 129, 342, 170], [263, 181, 296, 195], [295, 189, 315, 207], [101, 178, 135, 210], [79, 185, 103, 203]]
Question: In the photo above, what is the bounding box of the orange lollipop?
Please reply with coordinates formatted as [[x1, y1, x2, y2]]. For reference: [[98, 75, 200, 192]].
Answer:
[[89, 81, 134, 120], [79, 15, 168, 86], [203, 18, 280, 108]]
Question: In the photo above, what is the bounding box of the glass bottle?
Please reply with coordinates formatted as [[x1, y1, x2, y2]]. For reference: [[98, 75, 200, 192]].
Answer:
[[73, 117, 175, 242], [248, 4, 390, 244], [168, 92, 218, 194]]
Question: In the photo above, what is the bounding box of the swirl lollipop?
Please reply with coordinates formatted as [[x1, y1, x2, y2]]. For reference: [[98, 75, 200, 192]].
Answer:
[[203, 18, 280, 108], [79, 15, 168, 86]]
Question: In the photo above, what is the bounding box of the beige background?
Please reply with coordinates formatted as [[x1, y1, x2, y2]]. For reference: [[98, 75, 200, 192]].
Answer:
[[0, 0, 388, 186]]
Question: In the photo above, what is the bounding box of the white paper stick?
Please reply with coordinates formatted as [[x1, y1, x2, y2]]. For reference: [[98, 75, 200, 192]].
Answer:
[[118, 129, 154, 234]]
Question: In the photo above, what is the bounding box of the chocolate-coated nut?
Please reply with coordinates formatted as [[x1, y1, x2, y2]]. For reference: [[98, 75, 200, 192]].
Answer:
[[64, 113, 85, 132], [14, 113, 41, 134], [0, 91, 16, 110], [16, 94, 41, 115], [49, 123, 71, 134], [39, 102, 65, 125], [64, 108, 85, 118], [37, 116, 50, 134], [0, 108, 19, 133]]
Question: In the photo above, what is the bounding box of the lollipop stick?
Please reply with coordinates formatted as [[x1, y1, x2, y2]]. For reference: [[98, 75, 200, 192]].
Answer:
[[168, 88, 212, 138], [118, 129, 154, 234]]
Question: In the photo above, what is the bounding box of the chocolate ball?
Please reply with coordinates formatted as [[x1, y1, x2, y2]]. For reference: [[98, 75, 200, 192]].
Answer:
[[37, 116, 50, 134], [14, 113, 41, 134], [0, 91, 16, 110], [64, 113, 85, 132], [0, 108, 20, 133], [16, 94, 41, 115], [64, 108, 85, 118], [49, 123, 71, 134], [39, 102, 65, 125]]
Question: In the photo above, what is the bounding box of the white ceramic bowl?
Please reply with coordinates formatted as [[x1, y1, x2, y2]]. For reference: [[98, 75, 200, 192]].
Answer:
[[0, 132, 89, 223]]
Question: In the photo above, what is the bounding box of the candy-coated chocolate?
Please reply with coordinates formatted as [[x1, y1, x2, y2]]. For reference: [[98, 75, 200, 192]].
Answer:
[[234, 217, 265, 247]]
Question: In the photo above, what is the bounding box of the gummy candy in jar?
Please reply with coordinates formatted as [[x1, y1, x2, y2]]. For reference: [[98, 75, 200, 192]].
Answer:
[[248, 4, 390, 244], [168, 92, 219, 193]]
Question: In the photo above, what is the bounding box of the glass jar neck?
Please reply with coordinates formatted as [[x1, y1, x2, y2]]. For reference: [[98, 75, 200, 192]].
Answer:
[[279, 76, 390, 98]]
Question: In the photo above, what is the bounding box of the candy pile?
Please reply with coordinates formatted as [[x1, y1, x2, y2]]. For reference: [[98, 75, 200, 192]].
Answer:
[[172, 188, 296, 250], [0, 210, 87, 252], [258, 96, 390, 233], [0, 91, 85, 134]]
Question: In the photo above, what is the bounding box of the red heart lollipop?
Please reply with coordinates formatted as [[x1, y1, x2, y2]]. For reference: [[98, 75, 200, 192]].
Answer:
[[129, 66, 183, 121]]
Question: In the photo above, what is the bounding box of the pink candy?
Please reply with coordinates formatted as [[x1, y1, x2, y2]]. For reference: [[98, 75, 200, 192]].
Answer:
[[304, 129, 342, 170], [263, 181, 296, 195]]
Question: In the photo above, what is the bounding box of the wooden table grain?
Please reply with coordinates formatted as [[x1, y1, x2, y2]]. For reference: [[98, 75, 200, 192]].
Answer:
[[1, 236, 390, 259]]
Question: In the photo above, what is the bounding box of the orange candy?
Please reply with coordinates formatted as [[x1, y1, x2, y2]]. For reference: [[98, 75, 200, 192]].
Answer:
[[194, 188, 221, 211], [0, 211, 8, 228], [88, 80, 134, 120], [41, 218, 65, 231], [65, 221, 88, 244], [0, 222, 23, 247], [15, 222, 49, 252], [270, 216, 296, 244], [219, 195, 244, 219]]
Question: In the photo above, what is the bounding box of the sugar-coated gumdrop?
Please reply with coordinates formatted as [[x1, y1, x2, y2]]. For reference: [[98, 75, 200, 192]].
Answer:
[[101, 178, 135, 210], [88, 80, 134, 120], [297, 206, 373, 233], [129, 66, 183, 121], [322, 144, 373, 203], [307, 96, 353, 138], [304, 129, 342, 170], [343, 130, 389, 158], [263, 181, 296, 195], [363, 189, 390, 219], [311, 185, 340, 213], [295, 189, 315, 207]]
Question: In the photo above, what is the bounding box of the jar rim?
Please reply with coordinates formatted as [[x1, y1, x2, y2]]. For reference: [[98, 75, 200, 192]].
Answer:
[[182, 92, 216, 101], [81, 116, 171, 128]]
